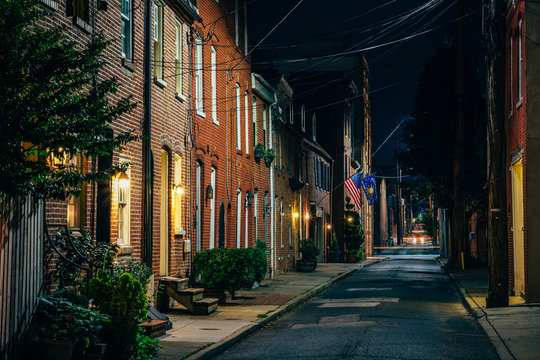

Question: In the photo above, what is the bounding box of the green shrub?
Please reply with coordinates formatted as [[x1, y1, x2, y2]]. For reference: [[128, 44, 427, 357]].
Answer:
[[193, 248, 267, 297], [89, 271, 150, 359], [299, 239, 321, 261], [344, 210, 364, 251], [255, 239, 266, 250]]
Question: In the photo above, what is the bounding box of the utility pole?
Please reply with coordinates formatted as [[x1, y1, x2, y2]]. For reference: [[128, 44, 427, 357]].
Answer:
[[486, 0, 508, 307], [451, 0, 466, 270]]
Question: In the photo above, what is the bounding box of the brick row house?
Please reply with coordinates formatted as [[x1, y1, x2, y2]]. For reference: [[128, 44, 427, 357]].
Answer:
[[35, 0, 340, 296], [504, 0, 540, 302], [256, 45, 374, 260]]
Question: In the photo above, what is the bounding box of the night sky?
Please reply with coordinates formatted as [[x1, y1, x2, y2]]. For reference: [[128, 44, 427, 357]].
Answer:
[[250, 0, 484, 168]]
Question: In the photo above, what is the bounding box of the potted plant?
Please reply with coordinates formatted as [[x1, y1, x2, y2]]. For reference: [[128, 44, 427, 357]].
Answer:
[[328, 231, 341, 263], [297, 239, 320, 272], [29, 295, 110, 360], [254, 143, 265, 163], [264, 148, 276, 167]]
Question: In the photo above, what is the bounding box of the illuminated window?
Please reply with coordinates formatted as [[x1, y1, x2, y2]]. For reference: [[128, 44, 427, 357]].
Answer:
[[117, 158, 130, 246]]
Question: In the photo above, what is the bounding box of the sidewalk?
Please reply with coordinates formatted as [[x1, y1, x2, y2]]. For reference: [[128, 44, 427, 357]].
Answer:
[[158, 259, 380, 360], [448, 266, 540, 360]]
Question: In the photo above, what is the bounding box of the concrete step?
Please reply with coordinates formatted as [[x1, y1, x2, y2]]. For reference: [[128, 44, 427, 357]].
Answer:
[[178, 288, 204, 302], [192, 297, 219, 315], [160, 277, 189, 292]]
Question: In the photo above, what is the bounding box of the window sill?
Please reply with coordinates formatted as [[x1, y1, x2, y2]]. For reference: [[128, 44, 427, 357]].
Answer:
[[196, 111, 206, 118], [122, 57, 136, 72], [516, 99, 523, 109], [175, 93, 186, 102], [236, 149, 243, 155], [73, 17, 92, 33], [117, 245, 133, 256], [246, 153, 251, 159], [174, 230, 186, 237], [212, 118, 220, 126], [154, 77, 167, 89], [39, 0, 58, 10]]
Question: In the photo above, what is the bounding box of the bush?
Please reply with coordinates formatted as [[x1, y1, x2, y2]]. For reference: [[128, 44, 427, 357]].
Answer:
[[89, 271, 151, 359], [299, 239, 320, 261], [193, 248, 267, 298], [344, 210, 364, 251]]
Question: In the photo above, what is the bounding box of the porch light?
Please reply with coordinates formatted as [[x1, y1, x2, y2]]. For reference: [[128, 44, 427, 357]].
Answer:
[[327, 224, 332, 230], [175, 184, 184, 195], [118, 172, 130, 189], [347, 217, 353, 223], [292, 211, 299, 219], [305, 213, 310, 221], [245, 191, 254, 208], [206, 184, 214, 200]]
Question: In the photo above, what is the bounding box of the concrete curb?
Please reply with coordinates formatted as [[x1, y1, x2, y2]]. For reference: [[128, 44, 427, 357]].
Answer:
[[444, 269, 515, 360], [184, 259, 381, 360]]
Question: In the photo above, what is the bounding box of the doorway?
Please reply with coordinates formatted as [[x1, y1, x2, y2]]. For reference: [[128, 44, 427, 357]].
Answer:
[[511, 158, 525, 297]]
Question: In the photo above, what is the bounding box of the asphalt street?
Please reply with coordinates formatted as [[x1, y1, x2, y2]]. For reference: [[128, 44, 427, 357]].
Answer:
[[215, 259, 499, 360]]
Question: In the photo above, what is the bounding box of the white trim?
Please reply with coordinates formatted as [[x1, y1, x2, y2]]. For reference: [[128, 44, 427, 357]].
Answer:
[[209, 167, 216, 248], [211, 46, 218, 124], [245, 91, 249, 154]]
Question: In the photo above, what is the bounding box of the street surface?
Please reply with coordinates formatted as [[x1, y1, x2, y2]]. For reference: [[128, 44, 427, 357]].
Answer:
[[215, 258, 499, 360]]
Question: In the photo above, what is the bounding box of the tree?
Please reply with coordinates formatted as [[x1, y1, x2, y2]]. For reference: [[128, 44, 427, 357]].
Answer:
[[0, 0, 137, 200]]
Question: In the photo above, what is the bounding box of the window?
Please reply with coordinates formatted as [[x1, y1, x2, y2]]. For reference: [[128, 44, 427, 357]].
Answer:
[[253, 97, 258, 149], [211, 46, 217, 123], [312, 113, 317, 141], [71, 0, 89, 23], [67, 155, 82, 228], [518, 17, 523, 104], [263, 104, 267, 150], [174, 154, 183, 234], [209, 167, 216, 248], [236, 83, 241, 150], [245, 91, 249, 154], [121, 0, 132, 61], [117, 158, 131, 246], [301, 105, 305, 132], [175, 22, 183, 95], [153, 4, 163, 80], [195, 37, 204, 114], [236, 189, 242, 248]]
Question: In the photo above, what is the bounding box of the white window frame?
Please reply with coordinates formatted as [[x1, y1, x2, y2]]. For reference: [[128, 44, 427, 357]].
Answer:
[[312, 113, 317, 141], [236, 83, 241, 150], [153, 4, 164, 81], [245, 91, 249, 154], [211, 46, 218, 123], [117, 157, 131, 246], [196, 37, 205, 116], [253, 97, 258, 149], [301, 105, 305, 132], [263, 104, 267, 150], [121, 0, 132, 61], [209, 167, 216, 248], [245, 192, 249, 248], [175, 22, 183, 95], [236, 189, 242, 248], [254, 190, 258, 241], [518, 17, 523, 106]]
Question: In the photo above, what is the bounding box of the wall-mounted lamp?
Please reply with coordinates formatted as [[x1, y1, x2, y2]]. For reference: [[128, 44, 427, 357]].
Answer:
[[347, 217, 353, 223], [304, 212, 310, 221], [206, 184, 214, 200], [327, 224, 332, 230], [245, 191, 254, 209], [118, 172, 130, 189], [292, 211, 299, 219], [174, 184, 184, 195], [264, 204, 272, 214]]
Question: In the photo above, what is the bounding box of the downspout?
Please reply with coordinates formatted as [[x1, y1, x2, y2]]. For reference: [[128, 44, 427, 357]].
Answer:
[[269, 95, 277, 278], [143, 0, 153, 268]]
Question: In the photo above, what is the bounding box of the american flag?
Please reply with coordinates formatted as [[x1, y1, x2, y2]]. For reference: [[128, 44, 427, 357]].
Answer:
[[344, 172, 363, 209]]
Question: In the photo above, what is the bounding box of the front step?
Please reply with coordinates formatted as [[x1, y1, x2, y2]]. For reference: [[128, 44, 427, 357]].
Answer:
[[139, 319, 168, 338], [159, 278, 218, 315]]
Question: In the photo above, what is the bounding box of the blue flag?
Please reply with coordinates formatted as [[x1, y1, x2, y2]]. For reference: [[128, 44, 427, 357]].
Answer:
[[360, 175, 377, 205]]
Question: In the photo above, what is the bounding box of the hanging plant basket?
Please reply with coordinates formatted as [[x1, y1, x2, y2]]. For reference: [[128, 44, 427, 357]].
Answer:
[[264, 149, 276, 167]]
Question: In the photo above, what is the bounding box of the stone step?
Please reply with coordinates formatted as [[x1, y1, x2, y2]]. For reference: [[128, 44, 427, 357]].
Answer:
[[178, 287, 204, 301]]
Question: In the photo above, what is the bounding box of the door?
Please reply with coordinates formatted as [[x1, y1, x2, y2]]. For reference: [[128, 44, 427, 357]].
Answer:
[[316, 218, 323, 263], [196, 162, 202, 252], [160, 150, 169, 276], [511, 159, 525, 297]]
